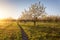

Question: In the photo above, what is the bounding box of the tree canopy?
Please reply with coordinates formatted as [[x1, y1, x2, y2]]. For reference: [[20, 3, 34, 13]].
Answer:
[[21, 2, 46, 20]]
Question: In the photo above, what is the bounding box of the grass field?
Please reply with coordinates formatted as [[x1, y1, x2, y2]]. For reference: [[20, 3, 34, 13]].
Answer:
[[0, 21, 22, 40], [19, 22, 60, 40], [0, 21, 60, 40]]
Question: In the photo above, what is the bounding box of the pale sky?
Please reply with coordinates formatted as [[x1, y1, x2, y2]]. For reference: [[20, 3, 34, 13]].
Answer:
[[0, 0, 60, 19]]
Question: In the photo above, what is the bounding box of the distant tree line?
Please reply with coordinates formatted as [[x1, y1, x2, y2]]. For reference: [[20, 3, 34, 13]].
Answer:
[[18, 16, 60, 22], [38, 16, 60, 22]]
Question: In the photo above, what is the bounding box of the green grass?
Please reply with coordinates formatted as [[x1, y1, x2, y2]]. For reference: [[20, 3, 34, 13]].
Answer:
[[0, 21, 60, 40], [0, 22, 22, 40], [19, 22, 60, 40]]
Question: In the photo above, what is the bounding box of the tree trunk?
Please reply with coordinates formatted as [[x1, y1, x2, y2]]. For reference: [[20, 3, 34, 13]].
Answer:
[[34, 20, 36, 27], [34, 17, 37, 27]]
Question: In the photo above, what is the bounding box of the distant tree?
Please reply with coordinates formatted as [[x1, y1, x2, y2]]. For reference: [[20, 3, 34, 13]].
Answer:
[[21, 2, 46, 26]]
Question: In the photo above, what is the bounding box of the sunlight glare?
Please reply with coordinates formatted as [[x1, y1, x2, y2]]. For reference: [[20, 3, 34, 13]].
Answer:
[[0, 10, 5, 19]]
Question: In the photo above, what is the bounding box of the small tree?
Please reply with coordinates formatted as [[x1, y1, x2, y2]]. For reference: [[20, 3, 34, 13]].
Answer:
[[21, 2, 46, 26]]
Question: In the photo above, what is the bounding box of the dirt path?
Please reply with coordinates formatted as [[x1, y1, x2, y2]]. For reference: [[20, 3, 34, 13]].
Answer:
[[17, 23, 29, 40]]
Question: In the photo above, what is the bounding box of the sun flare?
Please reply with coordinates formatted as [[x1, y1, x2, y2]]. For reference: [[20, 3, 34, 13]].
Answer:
[[0, 10, 5, 19]]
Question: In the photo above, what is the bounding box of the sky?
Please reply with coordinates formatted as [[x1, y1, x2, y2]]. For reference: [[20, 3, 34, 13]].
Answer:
[[0, 0, 60, 19]]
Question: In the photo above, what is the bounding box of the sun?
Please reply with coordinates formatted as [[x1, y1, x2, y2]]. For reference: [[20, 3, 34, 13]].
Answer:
[[0, 6, 9, 19], [0, 10, 5, 19]]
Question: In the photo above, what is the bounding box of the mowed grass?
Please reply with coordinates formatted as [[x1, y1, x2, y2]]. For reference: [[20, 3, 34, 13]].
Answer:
[[19, 22, 60, 40]]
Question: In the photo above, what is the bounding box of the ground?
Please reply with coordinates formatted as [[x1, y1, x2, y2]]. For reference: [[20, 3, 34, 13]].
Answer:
[[0, 21, 60, 40]]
